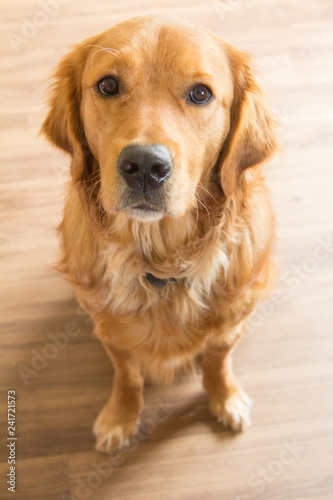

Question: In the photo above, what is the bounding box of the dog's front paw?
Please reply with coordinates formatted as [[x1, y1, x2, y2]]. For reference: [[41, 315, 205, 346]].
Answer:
[[93, 405, 139, 453], [209, 387, 253, 432]]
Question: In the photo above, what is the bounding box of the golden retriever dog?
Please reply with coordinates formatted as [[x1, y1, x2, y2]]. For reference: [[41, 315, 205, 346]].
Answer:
[[42, 15, 278, 453]]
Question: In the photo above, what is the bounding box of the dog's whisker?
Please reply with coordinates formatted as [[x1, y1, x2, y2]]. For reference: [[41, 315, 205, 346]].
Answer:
[[83, 44, 120, 53], [82, 177, 101, 199], [193, 195, 211, 221], [84, 44, 120, 69], [192, 196, 199, 236], [82, 172, 101, 191], [185, 172, 219, 205], [196, 183, 218, 204]]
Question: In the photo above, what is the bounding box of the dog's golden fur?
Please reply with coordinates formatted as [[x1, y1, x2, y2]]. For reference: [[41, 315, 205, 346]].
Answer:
[[42, 16, 278, 453]]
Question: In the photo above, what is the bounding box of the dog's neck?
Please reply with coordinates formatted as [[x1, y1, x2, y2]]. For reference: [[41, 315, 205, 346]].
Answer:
[[102, 196, 232, 287], [106, 211, 195, 278]]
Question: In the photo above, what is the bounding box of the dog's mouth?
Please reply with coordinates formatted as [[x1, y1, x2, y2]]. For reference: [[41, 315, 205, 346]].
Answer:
[[125, 202, 164, 221]]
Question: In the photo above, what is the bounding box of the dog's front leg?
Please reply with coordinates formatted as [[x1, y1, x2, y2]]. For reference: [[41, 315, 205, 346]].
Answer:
[[202, 325, 253, 431], [93, 339, 144, 453]]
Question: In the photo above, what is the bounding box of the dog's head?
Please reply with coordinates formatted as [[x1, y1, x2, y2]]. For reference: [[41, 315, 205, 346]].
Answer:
[[42, 16, 277, 222]]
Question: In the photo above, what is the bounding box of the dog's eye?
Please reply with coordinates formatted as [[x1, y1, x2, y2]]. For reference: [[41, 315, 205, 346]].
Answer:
[[188, 84, 212, 104], [97, 77, 119, 96]]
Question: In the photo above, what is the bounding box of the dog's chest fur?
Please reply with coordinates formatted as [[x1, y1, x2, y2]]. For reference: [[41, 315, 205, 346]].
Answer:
[[98, 213, 230, 324]]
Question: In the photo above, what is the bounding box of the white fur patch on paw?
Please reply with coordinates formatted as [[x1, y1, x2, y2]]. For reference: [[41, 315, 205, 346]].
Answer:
[[213, 390, 253, 432], [93, 411, 138, 453]]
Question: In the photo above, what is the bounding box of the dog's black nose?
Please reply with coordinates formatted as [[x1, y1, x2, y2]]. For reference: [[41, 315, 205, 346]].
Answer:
[[118, 144, 172, 192]]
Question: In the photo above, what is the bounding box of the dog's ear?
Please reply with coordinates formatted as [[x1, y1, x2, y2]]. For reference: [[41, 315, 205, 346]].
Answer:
[[219, 45, 278, 197], [41, 45, 90, 181]]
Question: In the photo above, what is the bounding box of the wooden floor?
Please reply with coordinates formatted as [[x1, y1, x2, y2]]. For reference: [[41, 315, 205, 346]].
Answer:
[[1, 1, 333, 499]]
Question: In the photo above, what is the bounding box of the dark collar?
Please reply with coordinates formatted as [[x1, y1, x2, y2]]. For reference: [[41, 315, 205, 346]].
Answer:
[[143, 272, 177, 289]]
